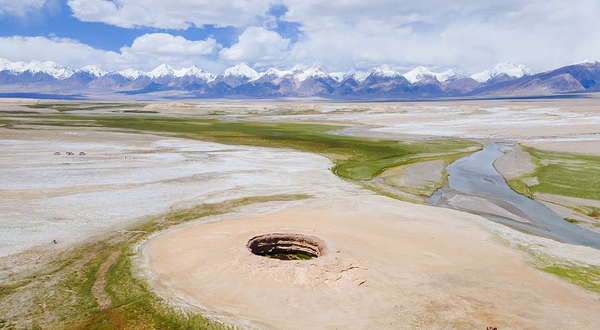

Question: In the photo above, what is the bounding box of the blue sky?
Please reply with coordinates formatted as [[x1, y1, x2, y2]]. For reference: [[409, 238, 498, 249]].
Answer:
[[0, 0, 598, 74], [0, 2, 301, 51]]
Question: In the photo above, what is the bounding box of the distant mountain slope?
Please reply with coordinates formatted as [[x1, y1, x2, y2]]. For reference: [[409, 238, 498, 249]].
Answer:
[[0, 58, 598, 99], [473, 61, 600, 96]]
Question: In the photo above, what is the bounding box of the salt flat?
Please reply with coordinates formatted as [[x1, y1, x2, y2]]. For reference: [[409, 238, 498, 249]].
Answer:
[[0, 125, 359, 257]]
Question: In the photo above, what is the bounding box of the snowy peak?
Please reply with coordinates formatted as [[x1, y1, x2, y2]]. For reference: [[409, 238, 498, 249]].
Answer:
[[403, 67, 464, 83], [471, 63, 532, 83], [436, 69, 461, 82], [117, 64, 215, 81], [255, 67, 298, 81], [38, 61, 75, 79], [369, 64, 401, 78], [0, 58, 75, 79], [260, 67, 291, 78], [295, 65, 330, 82], [78, 65, 107, 78], [224, 63, 258, 80], [329, 72, 347, 82], [573, 60, 600, 66], [290, 65, 305, 75], [174, 65, 215, 81], [24, 60, 75, 79], [0, 58, 24, 72], [0, 58, 13, 70], [117, 68, 147, 80], [148, 64, 175, 79], [254, 65, 331, 82], [404, 66, 436, 83]]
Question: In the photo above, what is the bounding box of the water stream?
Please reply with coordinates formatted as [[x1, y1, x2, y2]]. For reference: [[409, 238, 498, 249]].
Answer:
[[429, 143, 600, 249]]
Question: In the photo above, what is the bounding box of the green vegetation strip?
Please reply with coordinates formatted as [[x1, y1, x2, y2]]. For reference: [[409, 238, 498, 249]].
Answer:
[[519, 245, 600, 295], [508, 146, 600, 201], [7, 114, 479, 184], [24, 102, 145, 112], [0, 194, 308, 330]]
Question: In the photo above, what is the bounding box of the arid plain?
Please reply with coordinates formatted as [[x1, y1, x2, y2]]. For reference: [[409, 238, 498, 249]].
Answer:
[[1, 97, 600, 330]]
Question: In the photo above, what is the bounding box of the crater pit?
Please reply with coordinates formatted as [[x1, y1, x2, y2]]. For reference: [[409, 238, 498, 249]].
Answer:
[[247, 233, 326, 260]]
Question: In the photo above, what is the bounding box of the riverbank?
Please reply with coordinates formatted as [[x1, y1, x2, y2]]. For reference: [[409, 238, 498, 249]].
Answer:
[[430, 143, 600, 249], [494, 143, 600, 232]]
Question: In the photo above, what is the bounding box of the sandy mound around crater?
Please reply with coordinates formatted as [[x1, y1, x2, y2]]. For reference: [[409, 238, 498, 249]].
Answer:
[[142, 195, 600, 330]]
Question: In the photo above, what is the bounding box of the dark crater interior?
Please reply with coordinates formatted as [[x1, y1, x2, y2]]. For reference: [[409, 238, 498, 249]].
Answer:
[[247, 233, 326, 260]]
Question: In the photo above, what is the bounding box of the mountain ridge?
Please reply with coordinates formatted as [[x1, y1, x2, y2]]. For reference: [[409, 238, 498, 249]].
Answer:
[[0, 58, 598, 99]]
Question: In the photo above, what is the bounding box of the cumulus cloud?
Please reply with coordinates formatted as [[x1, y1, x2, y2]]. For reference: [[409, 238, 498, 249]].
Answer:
[[61, 0, 600, 73], [0, 36, 120, 67], [0, 34, 223, 72], [118, 33, 222, 71], [220, 27, 290, 67], [278, 0, 600, 73], [0, 0, 47, 16], [5, 0, 600, 73], [67, 0, 274, 29], [124, 33, 217, 56]]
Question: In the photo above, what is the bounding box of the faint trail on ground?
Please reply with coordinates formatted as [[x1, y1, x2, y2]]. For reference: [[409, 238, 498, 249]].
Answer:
[[92, 248, 122, 309]]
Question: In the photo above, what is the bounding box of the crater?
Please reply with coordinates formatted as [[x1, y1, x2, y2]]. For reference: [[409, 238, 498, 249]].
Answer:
[[247, 233, 326, 260]]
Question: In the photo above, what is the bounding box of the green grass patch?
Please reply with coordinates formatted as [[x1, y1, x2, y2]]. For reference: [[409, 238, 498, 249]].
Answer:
[[24, 103, 144, 112], [0, 110, 44, 115], [517, 244, 600, 295], [565, 218, 583, 224], [505, 177, 534, 198], [539, 263, 600, 294], [0, 241, 119, 330], [508, 146, 600, 201], [572, 206, 600, 220], [0, 279, 32, 299], [122, 110, 158, 114]]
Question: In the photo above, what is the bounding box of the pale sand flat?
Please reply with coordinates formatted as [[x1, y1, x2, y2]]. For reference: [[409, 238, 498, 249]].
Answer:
[[142, 195, 600, 330]]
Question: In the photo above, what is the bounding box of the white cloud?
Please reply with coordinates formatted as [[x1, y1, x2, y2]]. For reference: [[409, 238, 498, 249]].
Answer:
[[220, 27, 290, 67], [118, 33, 222, 71], [0, 36, 120, 67], [277, 0, 600, 73], [0, 0, 46, 16], [67, 0, 275, 29], [0, 34, 224, 72], [124, 33, 217, 56], [5, 1, 600, 74]]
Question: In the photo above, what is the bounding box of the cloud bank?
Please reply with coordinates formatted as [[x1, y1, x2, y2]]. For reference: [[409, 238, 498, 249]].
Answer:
[[0, 0, 599, 74]]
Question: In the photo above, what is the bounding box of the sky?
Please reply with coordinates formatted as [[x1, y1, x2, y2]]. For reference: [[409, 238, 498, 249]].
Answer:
[[0, 0, 599, 74]]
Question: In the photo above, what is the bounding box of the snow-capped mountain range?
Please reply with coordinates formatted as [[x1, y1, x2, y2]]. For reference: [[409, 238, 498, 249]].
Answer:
[[0, 59, 76, 80], [0, 58, 528, 83], [1, 58, 599, 99]]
